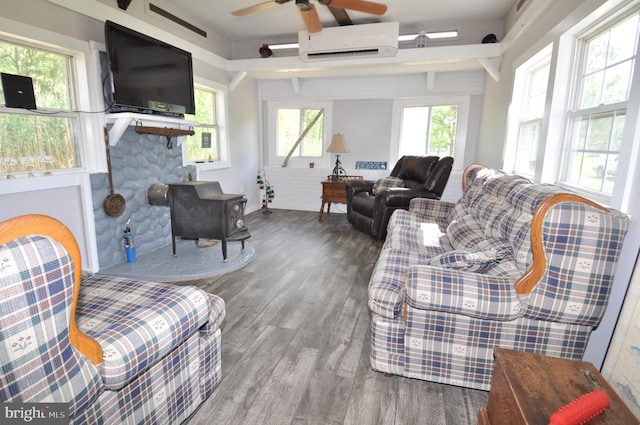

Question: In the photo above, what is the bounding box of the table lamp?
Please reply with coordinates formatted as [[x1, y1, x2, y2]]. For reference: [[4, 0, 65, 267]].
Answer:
[[327, 133, 350, 180]]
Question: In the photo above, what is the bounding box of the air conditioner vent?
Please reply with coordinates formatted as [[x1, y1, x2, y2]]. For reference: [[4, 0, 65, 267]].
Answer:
[[149, 3, 207, 38], [307, 48, 382, 59]]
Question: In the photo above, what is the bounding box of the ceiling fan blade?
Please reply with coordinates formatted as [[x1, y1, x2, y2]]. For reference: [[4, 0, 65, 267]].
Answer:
[[328, 7, 353, 26], [299, 4, 323, 33], [320, 0, 387, 15], [232, 1, 278, 17]]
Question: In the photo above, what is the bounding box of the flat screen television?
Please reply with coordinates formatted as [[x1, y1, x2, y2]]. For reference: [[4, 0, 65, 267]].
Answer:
[[104, 20, 195, 116]]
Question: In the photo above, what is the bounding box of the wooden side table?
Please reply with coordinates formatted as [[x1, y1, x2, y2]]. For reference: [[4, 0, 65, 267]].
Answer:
[[479, 348, 638, 425], [318, 176, 362, 221]]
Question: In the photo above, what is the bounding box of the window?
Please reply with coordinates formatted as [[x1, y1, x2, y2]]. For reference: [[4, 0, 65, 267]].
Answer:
[[504, 45, 552, 177], [267, 101, 332, 167], [184, 87, 220, 162], [391, 96, 470, 172], [183, 81, 229, 169], [277, 107, 324, 157], [560, 12, 639, 196], [0, 39, 81, 175], [398, 104, 458, 158]]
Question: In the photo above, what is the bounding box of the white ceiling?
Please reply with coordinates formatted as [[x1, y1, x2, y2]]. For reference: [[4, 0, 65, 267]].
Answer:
[[159, 0, 517, 42]]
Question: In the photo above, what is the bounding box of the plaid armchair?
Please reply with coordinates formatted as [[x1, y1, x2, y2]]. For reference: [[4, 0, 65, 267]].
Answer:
[[0, 214, 225, 423], [368, 165, 629, 390]]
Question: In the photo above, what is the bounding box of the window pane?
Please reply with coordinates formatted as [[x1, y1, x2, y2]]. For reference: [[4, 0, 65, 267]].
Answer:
[[525, 64, 550, 120], [585, 32, 608, 74], [0, 40, 78, 174], [276, 108, 323, 158], [581, 71, 604, 109], [428, 105, 457, 156], [184, 87, 221, 162], [277, 108, 301, 156], [184, 128, 218, 162], [608, 14, 639, 64], [563, 110, 623, 195], [0, 114, 76, 173], [0, 41, 71, 110], [300, 109, 323, 157], [399, 105, 457, 157], [186, 89, 215, 125], [399, 107, 428, 156], [602, 61, 632, 104], [580, 14, 638, 109], [586, 113, 614, 150], [514, 120, 540, 176]]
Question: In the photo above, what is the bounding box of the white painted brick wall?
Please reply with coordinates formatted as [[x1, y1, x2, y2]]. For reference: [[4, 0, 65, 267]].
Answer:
[[262, 166, 463, 213]]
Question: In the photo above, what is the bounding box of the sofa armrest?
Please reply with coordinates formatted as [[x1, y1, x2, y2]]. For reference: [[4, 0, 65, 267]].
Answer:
[[405, 265, 523, 320], [200, 293, 225, 334]]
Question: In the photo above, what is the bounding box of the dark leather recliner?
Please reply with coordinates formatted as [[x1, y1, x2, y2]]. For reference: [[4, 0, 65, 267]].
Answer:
[[346, 156, 453, 239]]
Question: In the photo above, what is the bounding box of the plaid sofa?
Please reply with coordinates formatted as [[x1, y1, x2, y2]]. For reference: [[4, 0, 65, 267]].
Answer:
[[369, 166, 629, 390], [0, 232, 224, 424]]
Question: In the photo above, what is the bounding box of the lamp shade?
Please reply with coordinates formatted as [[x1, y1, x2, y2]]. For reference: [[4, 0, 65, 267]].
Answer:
[[326, 133, 351, 153]]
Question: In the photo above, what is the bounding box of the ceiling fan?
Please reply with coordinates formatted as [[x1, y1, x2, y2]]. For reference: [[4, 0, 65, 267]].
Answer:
[[231, 0, 388, 33]]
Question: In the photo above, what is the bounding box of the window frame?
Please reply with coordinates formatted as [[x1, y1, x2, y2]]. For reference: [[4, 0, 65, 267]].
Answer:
[[183, 78, 230, 171], [0, 34, 88, 177], [266, 100, 333, 168], [390, 95, 470, 171], [556, 7, 640, 205], [0, 17, 103, 187], [504, 44, 553, 178]]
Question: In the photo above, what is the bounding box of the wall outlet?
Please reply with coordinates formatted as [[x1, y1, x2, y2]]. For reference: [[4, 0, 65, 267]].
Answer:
[[240, 185, 244, 193]]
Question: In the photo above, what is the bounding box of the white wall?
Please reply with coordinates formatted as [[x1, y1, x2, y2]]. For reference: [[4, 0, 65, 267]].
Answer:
[[332, 99, 394, 171], [258, 71, 486, 210], [0, 176, 96, 269]]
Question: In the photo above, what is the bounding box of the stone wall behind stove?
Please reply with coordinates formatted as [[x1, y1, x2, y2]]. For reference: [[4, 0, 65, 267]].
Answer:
[[90, 126, 195, 270]]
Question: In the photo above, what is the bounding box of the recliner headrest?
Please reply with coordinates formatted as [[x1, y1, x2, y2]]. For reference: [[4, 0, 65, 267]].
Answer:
[[398, 156, 439, 183]]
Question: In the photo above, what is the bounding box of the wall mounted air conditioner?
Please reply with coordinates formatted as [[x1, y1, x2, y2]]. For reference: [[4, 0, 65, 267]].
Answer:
[[298, 22, 399, 62]]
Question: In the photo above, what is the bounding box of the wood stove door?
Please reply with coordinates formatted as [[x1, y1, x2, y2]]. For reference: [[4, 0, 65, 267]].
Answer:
[[226, 198, 247, 236]]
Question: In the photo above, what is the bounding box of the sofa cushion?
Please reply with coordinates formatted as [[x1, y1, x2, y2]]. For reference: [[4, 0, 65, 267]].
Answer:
[[446, 214, 486, 250], [428, 248, 501, 273], [372, 176, 405, 195], [77, 275, 213, 389], [384, 222, 451, 257]]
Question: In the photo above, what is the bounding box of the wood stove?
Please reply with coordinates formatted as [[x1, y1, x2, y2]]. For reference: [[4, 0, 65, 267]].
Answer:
[[168, 181, 250, 261]]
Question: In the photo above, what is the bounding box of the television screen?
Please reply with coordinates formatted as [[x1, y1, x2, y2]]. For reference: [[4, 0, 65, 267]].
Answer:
[[105, 20, 195, 115]]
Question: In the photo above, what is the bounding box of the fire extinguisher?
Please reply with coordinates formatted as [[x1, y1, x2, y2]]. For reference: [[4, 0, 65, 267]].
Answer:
[[123, 218, 137, 263]]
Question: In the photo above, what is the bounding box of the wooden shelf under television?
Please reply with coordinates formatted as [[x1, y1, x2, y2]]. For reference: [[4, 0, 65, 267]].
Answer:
[[105, 113, 199, 147]]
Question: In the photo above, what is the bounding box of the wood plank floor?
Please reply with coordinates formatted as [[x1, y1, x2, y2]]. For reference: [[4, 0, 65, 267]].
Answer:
[[182, 209, 488, 425]]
